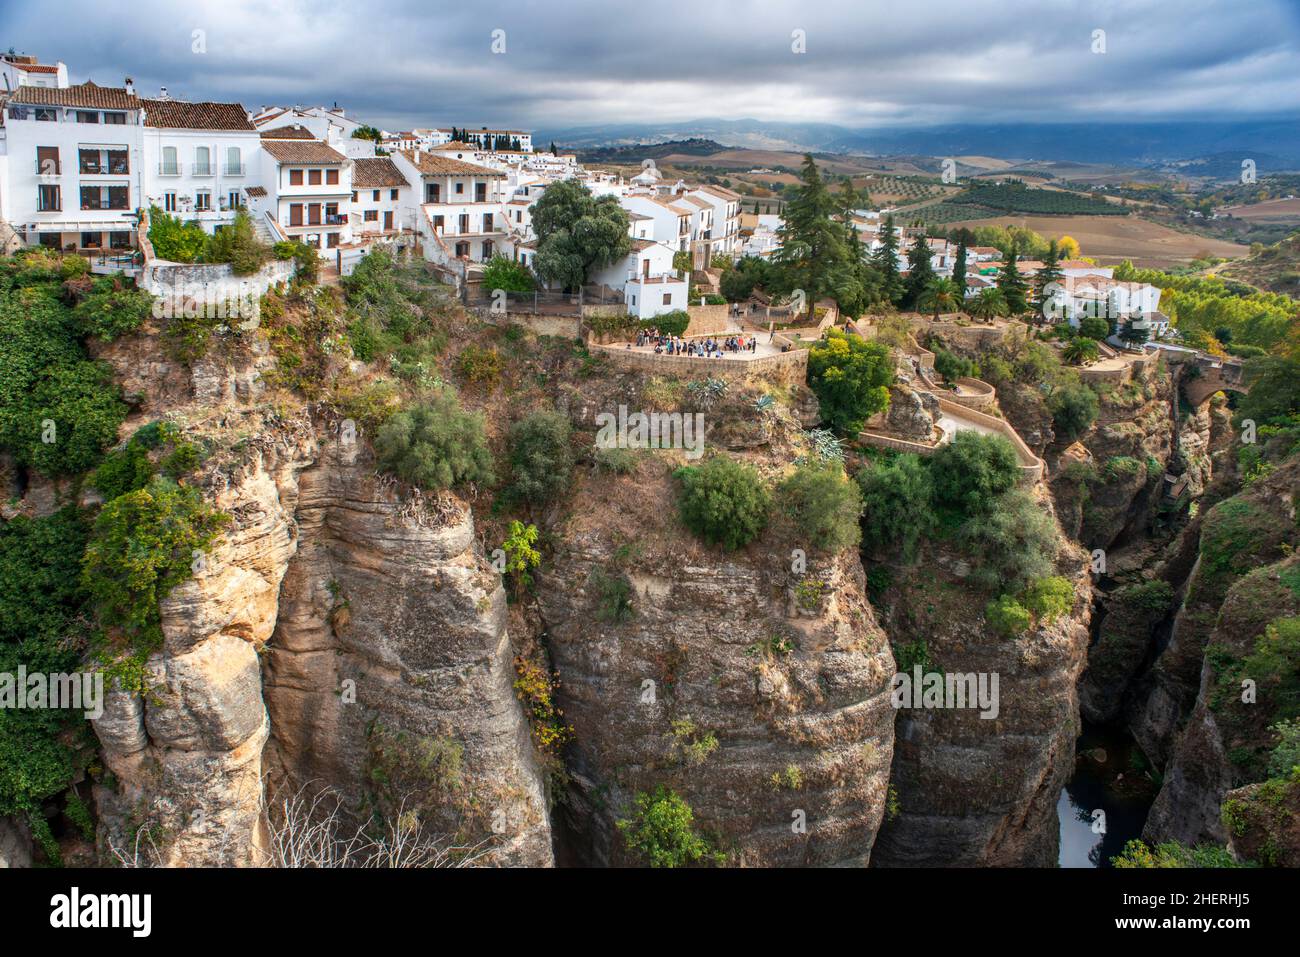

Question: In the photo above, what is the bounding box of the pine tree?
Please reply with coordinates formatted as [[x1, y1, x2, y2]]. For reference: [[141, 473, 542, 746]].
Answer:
[[1033, 239, 1064, 324], [773, 155, 852, 320], [997, 250, 1030, 316], [550, 140, 557, 155], [952, 239, 968, 306], [903, 234, 936, 310], [871, 215, 903, 306]]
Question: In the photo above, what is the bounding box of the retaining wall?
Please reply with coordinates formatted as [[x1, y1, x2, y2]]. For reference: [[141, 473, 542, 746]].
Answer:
[[592, 342, 808, 384]]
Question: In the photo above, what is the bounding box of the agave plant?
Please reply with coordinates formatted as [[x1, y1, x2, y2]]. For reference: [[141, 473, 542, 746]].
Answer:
[[806, 428, 846, 465], [687, 377, 728, 408]]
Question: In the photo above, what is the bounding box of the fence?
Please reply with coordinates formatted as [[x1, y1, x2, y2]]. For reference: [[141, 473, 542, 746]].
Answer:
[[591, 342, 808, 384]]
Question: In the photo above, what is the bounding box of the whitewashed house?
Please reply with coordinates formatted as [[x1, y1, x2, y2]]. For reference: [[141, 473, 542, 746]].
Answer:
[[250, 133, 353, 254], [392, 147, 508, 268]]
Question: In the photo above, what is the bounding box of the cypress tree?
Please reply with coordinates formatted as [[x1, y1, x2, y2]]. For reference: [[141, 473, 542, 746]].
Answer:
[[997, 250, 1030, 316], [871, 215, 903, 306]]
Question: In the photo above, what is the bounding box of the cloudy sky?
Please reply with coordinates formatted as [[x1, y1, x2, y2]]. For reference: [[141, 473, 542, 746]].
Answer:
[[5, 0, 1300, 133]]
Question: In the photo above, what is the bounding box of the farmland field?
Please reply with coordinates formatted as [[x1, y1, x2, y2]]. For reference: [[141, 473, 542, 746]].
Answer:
[[1217, 197, 1300, 223], [941, 213, 1249, 268]]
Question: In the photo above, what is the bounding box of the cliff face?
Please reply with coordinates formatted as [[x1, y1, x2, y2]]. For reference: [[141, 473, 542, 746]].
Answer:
[[534, 384, 897, 866], [869, 551, 1093, 867], [89, 338, 553, 866]]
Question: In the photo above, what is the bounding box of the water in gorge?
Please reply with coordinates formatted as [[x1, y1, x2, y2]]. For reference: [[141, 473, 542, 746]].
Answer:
[[1058, 722, 1159, 867]]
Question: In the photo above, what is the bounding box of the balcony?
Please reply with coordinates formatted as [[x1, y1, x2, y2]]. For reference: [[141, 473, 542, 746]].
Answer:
[[157, 163, 181, 176], [192, 164, 214, 177], [224, 163, 245, 176], [325, 213, 347, 226]]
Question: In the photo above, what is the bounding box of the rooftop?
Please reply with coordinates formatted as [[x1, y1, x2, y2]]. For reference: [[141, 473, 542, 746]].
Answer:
[[143, 98, 254, 131], [261, 139, 348, 165], [351, 157, 407, 189]]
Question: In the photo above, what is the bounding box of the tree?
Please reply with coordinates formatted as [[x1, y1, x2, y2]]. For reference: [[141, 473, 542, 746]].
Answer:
[[147, 205, 207, 263], [1049, 382, 1100, 440], [918, 278, 962, 319], [531, 179, 631, 289], [952, 239, 968, 304], [856, 453, 934, 559], [675, 456, 770, 550], [352, 125, 383, 143], [1078, 315, 1110, 340], [773, 155, 853, 320], [1062, 337, 1099, 365], [870, 215, 903, 306], [968, 287, 1009, 323], [958, 489, 1059, 592], [1238, 357, 1300, 426], [902, 235, 937, 310], [481, 255, 534, 293], [1033, 239, 1063, 323], [777, 462, 863, 552], [506, 410, 574, 506], [805, 328, 894, 434], [617, 787, 720, 868], [373, 390, 495, 491], [1119, 320, 1150, 348], [996, 250, 1030, 315], [930, 431, 1020, 517]]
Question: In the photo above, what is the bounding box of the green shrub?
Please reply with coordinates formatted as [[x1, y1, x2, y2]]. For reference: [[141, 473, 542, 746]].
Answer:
[[456, 344, 503, 389], [71, 284, 153, 341], [480, 255, 534, 293], [806, 328, 893, 433], [373, 390, 495, 491], [1022, 575, 1075, 622], [674, 456, 770, 550], [856, 453, 934, 559], [616, 786, 721, 867], [82, 477, 228, 652], [647, 310, 690, 337], [1050, 383, 1099, 441], [1078, 316, 1110, 340], [274, 240, 320, 284], [777, 462, 862, 551], [933, 347, 977, 383], [507, 410, 574, 506], [986, 594, 1032, 638], [1112, 840, 1248, 868], [595, 446, 639, 474], [0, 284, 128, 476], [147, 206, 207, 263], [1268, 718, 1300, 779], [203, 209, 272, 275], [930, 431, 1020, 517], [958, 489, 1059, 592]]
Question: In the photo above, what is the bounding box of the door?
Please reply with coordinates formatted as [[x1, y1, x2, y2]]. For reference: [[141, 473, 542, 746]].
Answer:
[[383, 210, 393, 230]]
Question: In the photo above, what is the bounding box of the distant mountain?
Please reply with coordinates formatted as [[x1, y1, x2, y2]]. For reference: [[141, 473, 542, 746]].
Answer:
[[573, 138, 727, 163], [537, 118, 1300, 168]]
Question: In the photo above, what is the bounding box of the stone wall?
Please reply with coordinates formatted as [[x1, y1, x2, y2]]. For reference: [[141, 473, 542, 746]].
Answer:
[[592, 342, 808, 385], [685, 303, 730, 337]]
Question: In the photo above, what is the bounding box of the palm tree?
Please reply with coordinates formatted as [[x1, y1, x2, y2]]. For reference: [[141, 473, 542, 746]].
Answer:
[[918, 278, 962, 319], [968, 287, 1009, 323], [1062, 337, 1099, 365]]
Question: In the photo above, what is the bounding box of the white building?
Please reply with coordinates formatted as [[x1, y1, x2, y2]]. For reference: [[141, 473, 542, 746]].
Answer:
[[589, 238, 687, 319], [350, 157, 408, 237], [1, 53, 69, 91], [687, 184, 742, 260], [249, 132, 353, 255], [392, 147, 508, 268], [621, 194, 691, 253]]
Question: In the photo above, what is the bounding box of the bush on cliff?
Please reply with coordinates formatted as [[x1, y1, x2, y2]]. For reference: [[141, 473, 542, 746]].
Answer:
[[855, 453, 934, 559], [930, 431, 1020, 517], [675, 455, 769, 550], [777, 462, 862, 552], [506, 410, 574, 506], [616, 786, 722, 868], [374, 390, 495, 492], [805, 328, 893, 434]]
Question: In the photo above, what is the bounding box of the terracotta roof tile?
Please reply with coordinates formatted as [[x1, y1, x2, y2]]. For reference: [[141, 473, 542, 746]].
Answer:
[[262, 139, 348, 165], [143, 98, 254, 131], [351, 158, 407, 188], [399, 149, 505, 178], [260, 124, 315, 139], [10, 81, 138, 110]]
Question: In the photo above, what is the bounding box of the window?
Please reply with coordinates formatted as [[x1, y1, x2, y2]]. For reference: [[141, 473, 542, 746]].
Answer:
[[475, 182, 487, 202], [75, 110, 99, 124], [326, 169, 339, 185], [288, 204, 304, 226], [194, 146, 211, 175], [364, 209, 378, 222], [308, 203, 321, 225], [663, 293, 672, 306], [195, 191, 212, 211], [325, 202, 339, 224], [225, 146, 242, 175], [37, 184, 61, 211], [79, 148, 103, 174], [228, 191, 242, 210], [36, 146, 60, 175], [160, 146, 179, 175], [351, 191, 358, 203], [481, 240, 493, 259], [79, 185, 129, 210], [458, 213, 469, 233], [432, 214, 444, 231], [164, 191, 177, 212], [390, 188, 399, 201], [327, 232, 340, 248], [482, 213, 493, 232], [103, 112, 126, 125], [107, 149, 129, 174], [289, 169, 304, 186], [38, 233, 61, 249], [371, 189, 380, 202], [454, 182, 464, 194], [109, 230, 132, 249], [308, 169, 322, 186], [81, 231, 103, 249], [425, 183, 440, 203]]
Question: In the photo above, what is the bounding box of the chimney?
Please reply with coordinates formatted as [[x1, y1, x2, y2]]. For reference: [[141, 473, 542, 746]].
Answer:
[[124, 77, 134, 95], [159, 85, 168, 99], [414, 148, 422, 165]]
